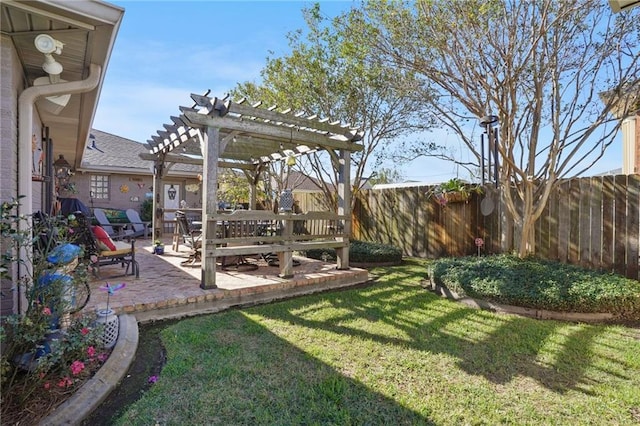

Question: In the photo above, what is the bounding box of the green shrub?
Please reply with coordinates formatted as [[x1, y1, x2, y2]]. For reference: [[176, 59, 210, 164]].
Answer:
[[427, 254, 640, 320], [304, 240, 402, 264], [140, 198, 153, 222]]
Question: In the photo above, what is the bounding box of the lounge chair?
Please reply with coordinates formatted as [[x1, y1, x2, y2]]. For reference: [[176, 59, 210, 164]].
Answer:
[[71, 211, 139, 278], [93, 208, 132, 240], [125, 209, 150, 239]]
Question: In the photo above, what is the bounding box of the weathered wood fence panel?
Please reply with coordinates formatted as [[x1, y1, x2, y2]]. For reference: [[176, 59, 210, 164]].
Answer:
[[353, 184, 482, 258], [353, 175, 640, 280]]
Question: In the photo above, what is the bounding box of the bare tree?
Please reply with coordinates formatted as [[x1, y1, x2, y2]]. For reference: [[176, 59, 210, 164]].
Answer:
[[362, 0, 640, 256], [232, 4, 433, 211]]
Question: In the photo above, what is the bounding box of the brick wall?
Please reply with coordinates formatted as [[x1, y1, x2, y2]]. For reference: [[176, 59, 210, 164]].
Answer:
[[1, 35, 21, 316]]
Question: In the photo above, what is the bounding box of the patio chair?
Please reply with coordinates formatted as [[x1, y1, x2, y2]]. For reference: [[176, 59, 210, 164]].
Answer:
[[125, 209, 150, 239], [71, 211, 139, 278], [93, 208, 132, 240], [175, 210, 202, 266]]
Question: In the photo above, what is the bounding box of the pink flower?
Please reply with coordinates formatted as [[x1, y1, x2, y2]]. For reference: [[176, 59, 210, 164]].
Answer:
[[58, 377, 73, 388], [70, 360, 85, 376], [87, 346, 96, 358], [475, 237, 484, 247], [97, 353, 108, 362], [148, 375, 158, 384], [44, 382, 50, 390], [42, 307, 52, 316], [81, 327, 90, 336], [436, 194, 448, 206]]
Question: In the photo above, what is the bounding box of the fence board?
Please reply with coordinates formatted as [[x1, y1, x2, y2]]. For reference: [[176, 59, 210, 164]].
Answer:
[[548, 184, 559, 260], [626, 174, 639, 279], [589, 177, 603, 270], [418, 186, 429, 257], [602, 176, 615, 268], [538, 187, 551, 259], [568, 179, 580, 264], [557, 180, 571, 263], [614, 175, 627, 275], [579, 178, 592, 268]]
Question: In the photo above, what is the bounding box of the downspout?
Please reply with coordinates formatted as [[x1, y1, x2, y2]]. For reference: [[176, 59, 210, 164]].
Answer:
[[16, 63, 102, 314]]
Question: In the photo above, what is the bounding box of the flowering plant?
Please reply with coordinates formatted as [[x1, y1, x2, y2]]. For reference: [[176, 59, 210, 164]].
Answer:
[[0, 198, 108, 424], [475, 237, 484, 257]]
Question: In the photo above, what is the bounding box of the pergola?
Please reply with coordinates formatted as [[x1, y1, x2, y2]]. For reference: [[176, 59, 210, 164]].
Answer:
[[143, 93, 364, 289]]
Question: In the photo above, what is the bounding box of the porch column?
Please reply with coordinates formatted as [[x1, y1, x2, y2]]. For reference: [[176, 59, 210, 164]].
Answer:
[[336, 149, 351, 269]]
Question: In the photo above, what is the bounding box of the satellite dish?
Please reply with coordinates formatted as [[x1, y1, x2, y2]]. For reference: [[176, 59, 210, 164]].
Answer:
[[481, 193, 495, 216]]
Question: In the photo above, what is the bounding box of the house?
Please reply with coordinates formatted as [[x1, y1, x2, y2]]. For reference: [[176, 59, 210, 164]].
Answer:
[[601, 89, 639, 175], [285, 170, 326, 212], [608, 0, 640, 13], [72, 129, 202, 215], [621, 111, 640, 174], [1, 1, 124, 316]]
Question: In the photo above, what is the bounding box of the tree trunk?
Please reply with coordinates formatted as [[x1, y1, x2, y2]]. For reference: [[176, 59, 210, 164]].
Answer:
[[518, 216, 536, 257]]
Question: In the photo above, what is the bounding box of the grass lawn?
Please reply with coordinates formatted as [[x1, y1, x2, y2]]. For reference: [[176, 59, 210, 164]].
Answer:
[[112, 259, 640, 425]]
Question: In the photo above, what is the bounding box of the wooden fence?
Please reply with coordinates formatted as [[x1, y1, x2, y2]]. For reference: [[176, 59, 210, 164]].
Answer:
[[353, 174, 640, 280]]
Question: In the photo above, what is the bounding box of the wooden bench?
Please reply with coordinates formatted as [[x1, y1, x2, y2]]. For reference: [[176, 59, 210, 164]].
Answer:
[[201, 210, 349, 278]]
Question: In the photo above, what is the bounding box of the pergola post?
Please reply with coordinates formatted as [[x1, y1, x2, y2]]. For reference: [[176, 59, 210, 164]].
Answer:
[[336, 148, 351, 269], [152, 159, 164, 240], [201, 126, 219, 289]]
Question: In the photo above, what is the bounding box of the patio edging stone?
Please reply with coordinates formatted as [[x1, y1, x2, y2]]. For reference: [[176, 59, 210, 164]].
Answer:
[[133, 269, 371, 324]]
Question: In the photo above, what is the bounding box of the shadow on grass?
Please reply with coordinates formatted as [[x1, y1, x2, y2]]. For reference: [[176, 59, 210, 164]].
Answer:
[[255, 260, 619, 395], [110, 311, 435, 425], [102, 260, 635, 424]]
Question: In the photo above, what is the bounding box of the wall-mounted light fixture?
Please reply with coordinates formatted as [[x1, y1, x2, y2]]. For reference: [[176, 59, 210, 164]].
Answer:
[[33, 34, 71, 114], [34, 34, 64, 81], [167, 184, 177, 200]]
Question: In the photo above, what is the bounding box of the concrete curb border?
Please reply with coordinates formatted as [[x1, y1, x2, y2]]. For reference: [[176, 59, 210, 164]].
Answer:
[[40, 315, 139, 426], [425, 280, 616, 323]]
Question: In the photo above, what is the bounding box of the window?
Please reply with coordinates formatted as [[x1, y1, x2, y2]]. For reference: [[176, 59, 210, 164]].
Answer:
[[90, 175, 110, 199]]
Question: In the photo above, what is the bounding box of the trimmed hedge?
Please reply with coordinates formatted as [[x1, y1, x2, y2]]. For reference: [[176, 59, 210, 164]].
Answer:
[[304, 240, 402, 264], [427, 255, 640, 321]]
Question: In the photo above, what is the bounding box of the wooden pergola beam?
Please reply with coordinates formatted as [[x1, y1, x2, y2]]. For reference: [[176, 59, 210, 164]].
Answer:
[[139, 152, 257, 170], [182, 110, 364, 153]]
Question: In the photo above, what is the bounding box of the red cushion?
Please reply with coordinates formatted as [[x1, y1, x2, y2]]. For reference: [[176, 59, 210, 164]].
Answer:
[[91, 225, 116, 251]]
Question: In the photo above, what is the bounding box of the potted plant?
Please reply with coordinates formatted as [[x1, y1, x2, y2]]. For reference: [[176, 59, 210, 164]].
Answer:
[[427, 178, 483, 206], [153, 240, 164, 255]]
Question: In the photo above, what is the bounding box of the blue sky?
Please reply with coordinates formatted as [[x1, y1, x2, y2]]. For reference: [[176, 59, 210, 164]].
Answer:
[[93, 1, 623, 183]]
